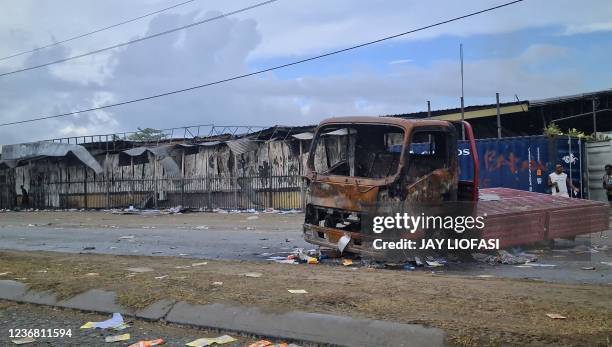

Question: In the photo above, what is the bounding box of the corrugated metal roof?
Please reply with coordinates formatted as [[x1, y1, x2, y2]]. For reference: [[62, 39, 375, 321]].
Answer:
[[225, 138, 260, 155]]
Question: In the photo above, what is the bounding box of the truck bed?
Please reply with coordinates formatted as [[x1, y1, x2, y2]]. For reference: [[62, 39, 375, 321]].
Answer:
[[477, 188, 609, 248]]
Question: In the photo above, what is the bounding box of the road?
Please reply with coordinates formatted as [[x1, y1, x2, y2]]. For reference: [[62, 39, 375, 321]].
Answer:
[[0, 211, 610, 284]]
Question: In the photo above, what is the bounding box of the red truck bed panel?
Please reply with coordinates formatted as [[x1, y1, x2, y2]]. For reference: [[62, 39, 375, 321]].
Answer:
[[477, 188, 609, 248]]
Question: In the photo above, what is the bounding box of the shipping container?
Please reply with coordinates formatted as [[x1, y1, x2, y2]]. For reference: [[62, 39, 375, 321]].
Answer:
[[412, 135, 586, 196]]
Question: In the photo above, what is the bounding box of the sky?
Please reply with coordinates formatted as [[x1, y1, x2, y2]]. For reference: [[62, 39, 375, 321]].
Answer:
[[0, 0, 611, 144]]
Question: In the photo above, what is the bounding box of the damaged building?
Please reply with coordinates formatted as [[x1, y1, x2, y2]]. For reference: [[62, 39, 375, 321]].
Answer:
[[0, 126, 316, 210]]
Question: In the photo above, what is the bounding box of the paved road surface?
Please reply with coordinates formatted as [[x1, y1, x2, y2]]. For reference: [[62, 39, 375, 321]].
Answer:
[[0, 224, 310, 261]]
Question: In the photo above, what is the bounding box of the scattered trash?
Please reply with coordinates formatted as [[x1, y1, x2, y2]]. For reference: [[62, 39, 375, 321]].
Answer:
[[154, 275, 168, 280], [126, 267, 154, 273], [212, 281, 223, 286], [337, 235, 351, 253], [522, 263, 557, 268], [82, 246, 96, 251], [112, 323, 131, 331], [128, 339, 165, 347], [414, 256, 423, 267], [119, 236, 135, 240], [105, 334, 131, 343], [84, 273, 99, 276], [191, 262, 208, 267], [194, 226, 209, 230], [288, 289, 308, 294], [0, 272, 11, 276], [186, 335, 237, 346], [175, 265, 191, 269], [426, 261, 444, 267], [546, 313, 567, 319], [342, 259, 353, 266], [581, 266, 596, 270], [248, 341, 273, 347], [81, 313, 124, 329], [476, 275, 495, 278], [242, 272, 263, 278], [472, 250, 537, 265], [11, 337, 36, 345]]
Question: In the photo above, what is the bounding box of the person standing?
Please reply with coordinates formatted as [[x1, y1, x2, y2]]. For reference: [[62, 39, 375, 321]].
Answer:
[[20, 185, 29, 208], [603, 164, 612, 205], [548, 164, 578, 198]]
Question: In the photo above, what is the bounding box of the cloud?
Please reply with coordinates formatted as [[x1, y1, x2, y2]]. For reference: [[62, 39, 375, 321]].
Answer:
[[0, 1, 608, 144], [389, 59, 413, 65], [563, 22, 612, 35]]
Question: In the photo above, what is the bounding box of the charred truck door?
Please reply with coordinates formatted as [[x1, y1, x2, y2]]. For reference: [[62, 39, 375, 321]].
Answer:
[[303, 117, 460, 258]]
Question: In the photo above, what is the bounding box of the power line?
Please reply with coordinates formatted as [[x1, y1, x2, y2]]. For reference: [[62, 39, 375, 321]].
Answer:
[[0, 0, 199, 62], [0, 0, 279, 77], [0, 0, 524, 127]]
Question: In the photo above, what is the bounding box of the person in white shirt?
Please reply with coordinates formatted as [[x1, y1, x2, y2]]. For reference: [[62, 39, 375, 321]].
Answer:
[[548, 164, 578, 198]]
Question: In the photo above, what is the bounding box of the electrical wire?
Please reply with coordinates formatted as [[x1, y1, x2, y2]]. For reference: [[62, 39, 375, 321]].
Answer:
[[0, 0, 524, 127], [0, 0, 279, 77], [0, 0, 199, 62]]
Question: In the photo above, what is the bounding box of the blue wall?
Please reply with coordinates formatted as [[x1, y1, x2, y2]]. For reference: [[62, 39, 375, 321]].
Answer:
[[410, 135, 586, 196]]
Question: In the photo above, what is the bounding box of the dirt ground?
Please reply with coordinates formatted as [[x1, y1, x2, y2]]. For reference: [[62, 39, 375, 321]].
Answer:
[[1, 250, 610, 346]]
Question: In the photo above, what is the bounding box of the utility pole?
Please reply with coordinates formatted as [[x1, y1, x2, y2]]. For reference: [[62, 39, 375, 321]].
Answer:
[[592, 98, 598, 137], [427, 101, 431, 118], [496, 93, 501, 139], [460, 43, 465, 140]]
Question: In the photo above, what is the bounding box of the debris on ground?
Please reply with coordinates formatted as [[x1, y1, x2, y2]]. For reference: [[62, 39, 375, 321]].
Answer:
[[154, 275, 168, 280], [248, 340, 272, 347], [212, 281, 223, 286], [472, 250, 537, 265], [342, 259, 353, 266], [546, 313, 567, 319], [191, 262, 208, 267], [194, 225, 209, 230], [288, 289, 308, 294], [11, 337, 36, 345], [82, 246, 96, 251], [105, 333, 131, 343], [126, 267, 154, 273], [425, 260, 444, 267], [128, 339, 165, 347], [242, 272, 262, 278], [84, 272, 99, 276], [186, 335, 237, 346], [0, 272, 12, 276], [112, 323, 131, 331], [337, 235, 351, 253], [580, 266, 596, 270], [81, 313, 124, 329]]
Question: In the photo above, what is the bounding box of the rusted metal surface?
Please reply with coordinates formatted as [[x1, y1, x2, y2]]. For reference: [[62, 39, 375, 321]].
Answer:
[[478, 187, 609, 247]]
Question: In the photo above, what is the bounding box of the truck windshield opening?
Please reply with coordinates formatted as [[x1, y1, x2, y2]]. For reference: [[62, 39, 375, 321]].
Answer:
[[308, 124, 404, 179]]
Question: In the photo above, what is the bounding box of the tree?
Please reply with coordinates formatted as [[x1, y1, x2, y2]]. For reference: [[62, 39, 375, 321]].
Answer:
[[128, 128, 167, 141]]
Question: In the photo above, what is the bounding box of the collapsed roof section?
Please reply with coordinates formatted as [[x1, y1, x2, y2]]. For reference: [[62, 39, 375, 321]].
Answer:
[[0, 142, 103, 174], [120, 145, 181, 176]]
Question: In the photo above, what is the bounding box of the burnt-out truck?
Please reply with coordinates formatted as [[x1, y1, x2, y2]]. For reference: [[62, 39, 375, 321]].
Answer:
[[302, 117, 609, 259]]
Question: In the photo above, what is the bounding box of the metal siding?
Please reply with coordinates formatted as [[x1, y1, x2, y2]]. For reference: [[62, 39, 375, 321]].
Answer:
[[456, 136, 586, 194]]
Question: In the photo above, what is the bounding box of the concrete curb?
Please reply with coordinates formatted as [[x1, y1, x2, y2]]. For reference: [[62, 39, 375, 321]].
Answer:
[[0, 280, 445, 347]]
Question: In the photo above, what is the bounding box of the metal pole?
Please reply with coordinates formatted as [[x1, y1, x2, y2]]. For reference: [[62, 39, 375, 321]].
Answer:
[[460, 43, 465, 140], [496, 93, 501, 139], [460, 96, 465, 140], [427, 101, 431, 118], [592, 98, 597, 137]]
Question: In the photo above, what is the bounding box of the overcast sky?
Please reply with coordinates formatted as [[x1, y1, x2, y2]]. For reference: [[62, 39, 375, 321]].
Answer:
[[0, 0, 611, 144]]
